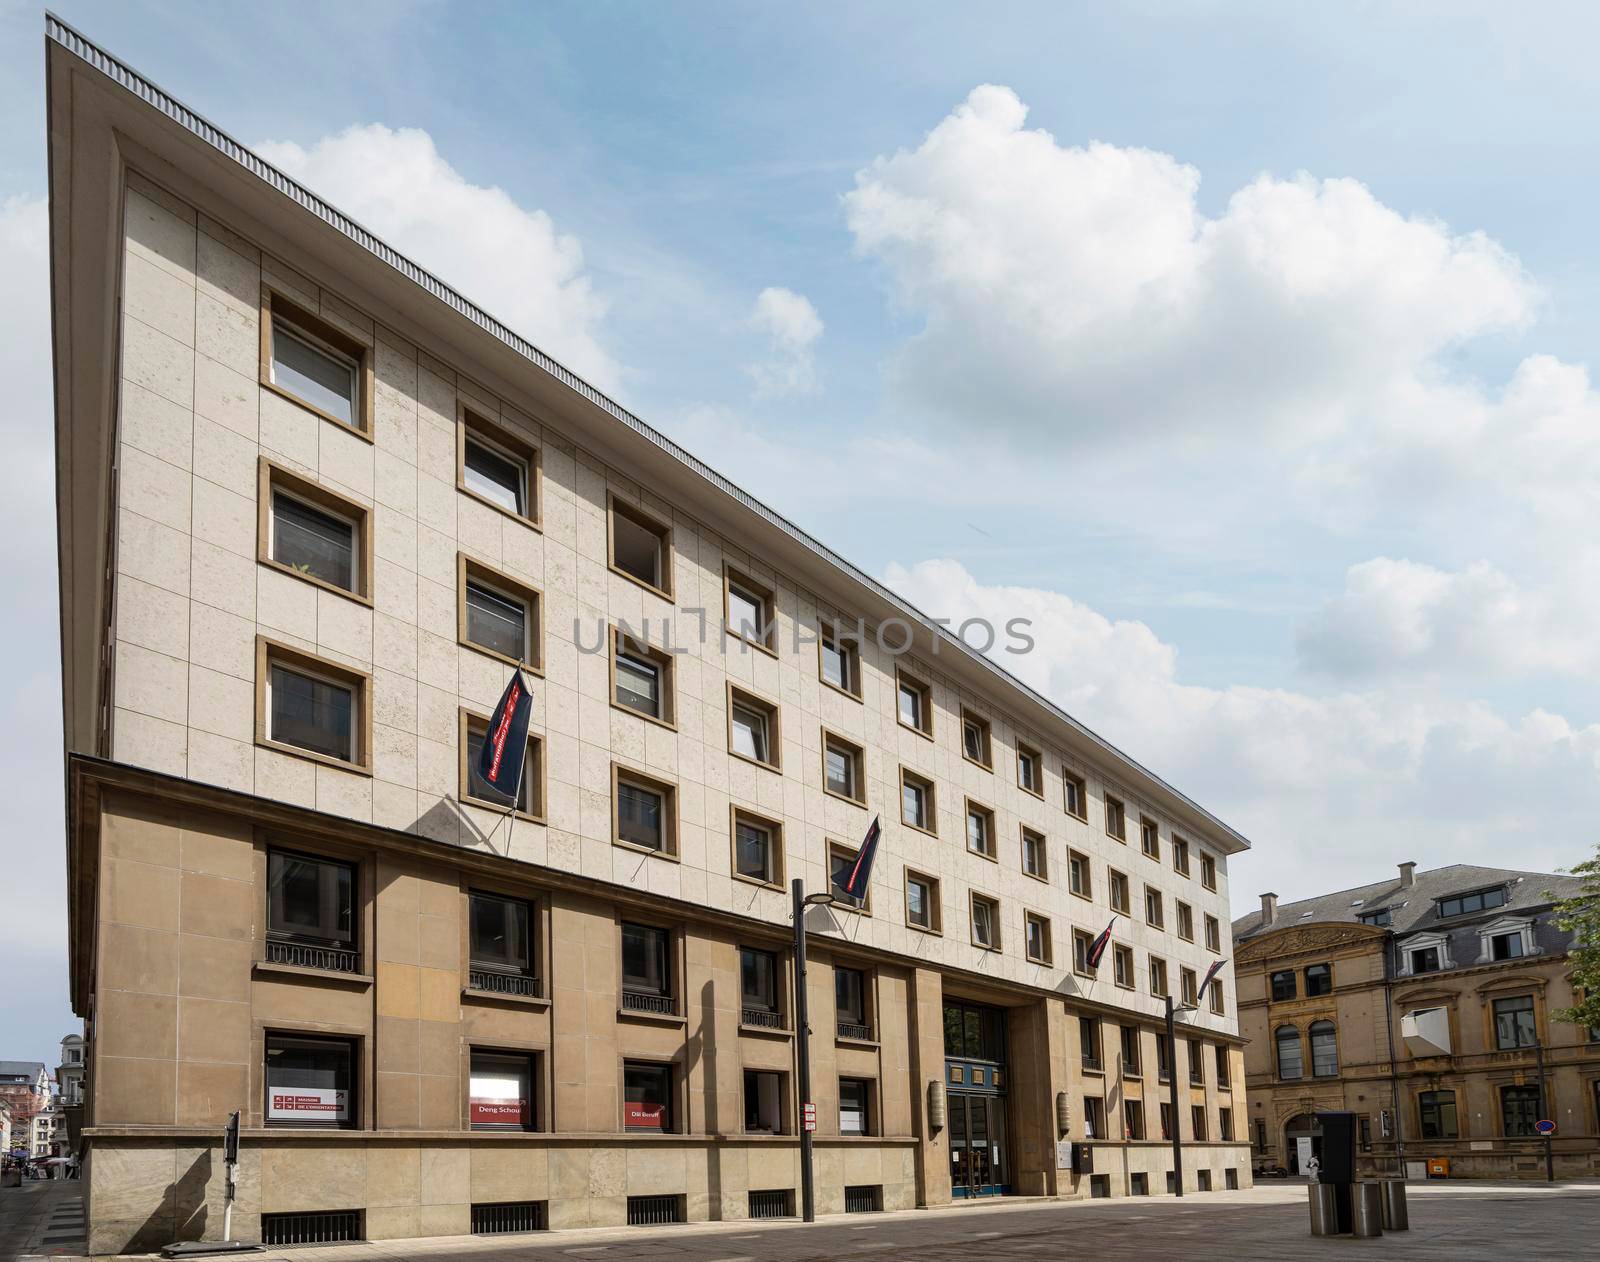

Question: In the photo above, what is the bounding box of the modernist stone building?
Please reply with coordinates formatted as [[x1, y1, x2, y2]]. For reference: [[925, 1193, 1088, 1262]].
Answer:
[[46, 18, 1251, 1252], [1233, 861, 1599, 1180]]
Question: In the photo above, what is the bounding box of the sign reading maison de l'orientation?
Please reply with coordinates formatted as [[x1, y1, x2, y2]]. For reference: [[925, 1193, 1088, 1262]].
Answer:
[[268, 1088, 348, 1122]]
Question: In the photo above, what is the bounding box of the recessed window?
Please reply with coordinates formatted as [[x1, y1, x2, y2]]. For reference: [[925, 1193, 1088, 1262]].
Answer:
[[901, 768, 936, 834], [744, 1069, 785, 1134], [1017, 742, 1043, 796], [728, 685, 780, 770], [1191, 1105, 1208, 1142], [1180, 967, 1198, 1007], [1493, 995, 1536, 1050], [961, 710, 992, 768], [1024, 911, 1052, 964], [459, 556, 541, 669], [1360, 908, 1392, 927], [819, 627, 861, 698], [829, 842, 871, 911], [462, 711, 543, 817], [839, 1077, 873, 1136], [1418, 1089, 1457, 1139], [739, 947, 782, 1027], [621, 922, 673, 1011], [613, 767, 676, 855], [1068, 849, 1091, 898], [1124, 1100, 1145, 1141], [1112, 944, 1134, 989], [1176, 901, 1194, 941], [1410, 946, 1441, 974], [1438, 887, 1507, 918], [1082, 1094, 1105, 1136], [458, 408, 539, 523], [835, 967, 870, 1039], [1063, 770, 1087, 821], [261, 288, 368, 432], [1156, 1038, 1172, 1084], [470, 1050, 535, 1130], [1491, 931, 1525, 960], [1021, 827, 1048, 880], [1144, 886, 1164, 929], [611, 628, 675, 727], [1073, 929, 1096, 977], [1120, 1025, 1141, 1075], [1270, 970, 1296, 1001], [1105, 796, 1127, 841], [1149, 956, 1168, 998], [1215, 1044, 1230, 1088], [732, 808, 782, 886], [259, 640, 367, 767], [468, 892, 534, 993], [905, 870, 940, 933], [1310, 1020, 1338, 1075], [970, 892, 1001, 951], [1305, 963, 1333, 996], [821, 731, 866, 805], [608, 496, 673, 598], [260, 461, 367, 598], [965, 800, 996, 859], [1109, 869, 1130, 914], [1204, 914, 1221, 952], [1200, 853, 1217, 891], [725, 568, 776, 654], [267, 850, 355, 968], [1172, 836, 1190, 876], [1140, 816, 1160, 860], [623, 1061, 674, 1132], [1500, 1085, 1540, 1137], [896, 668, 933, 738], [265, 1034, 355, 1128]]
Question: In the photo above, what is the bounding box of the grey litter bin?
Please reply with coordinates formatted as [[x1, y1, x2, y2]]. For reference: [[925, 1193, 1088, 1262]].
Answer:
[[1308, 1183, 1340, 1236], [1380, 1179, 1409, 1231], [1351, 1182, 1384, 1238]]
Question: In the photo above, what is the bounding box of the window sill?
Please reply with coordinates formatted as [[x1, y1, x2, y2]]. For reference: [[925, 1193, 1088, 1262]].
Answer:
[[961, 754, 994, 774], [612, 839, 681, 863], [258, 556, 373, 607], [906, 923, 942, 938], [1017, 785, 1045, 801], [254, 735, 372, 777], [822, 787, 868, 810], [732, 873, 785, 893], [896, 719, 935, 742], [967, 848, 999, 864], [730, 750, 782, 775], [607, 562, 674, 604], [252, 960, 374, 988], [835, 1035, 879, 1050], [820, 677, 864, 705], [725, 630, 778, 660], [261, 379, 374, 444], [1066, 811, 1089, 826], [462, 986, 550, 1010], [617, 1007, 686, 1028], [1069, 890, 1093, 902], [462, 792, 547, 825], [456, 482, 543, 533], [901, 819, 938, 839], [610, 698, 679, 732], [458, 636, 545, 678], [739, 1023, 794, 1040], [1024, 871, 1049, 885], [1025, 955, 1053, 968]]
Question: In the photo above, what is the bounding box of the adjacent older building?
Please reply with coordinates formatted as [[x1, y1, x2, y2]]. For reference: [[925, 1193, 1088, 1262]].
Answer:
[[1233, 861, 1599, 1179], [46, 17, 1252, 1253], [0, 1062, 51, 1160]]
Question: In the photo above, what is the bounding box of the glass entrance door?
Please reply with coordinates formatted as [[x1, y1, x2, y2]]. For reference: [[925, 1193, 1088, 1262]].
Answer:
[[949, 1093, 1009, 1197]]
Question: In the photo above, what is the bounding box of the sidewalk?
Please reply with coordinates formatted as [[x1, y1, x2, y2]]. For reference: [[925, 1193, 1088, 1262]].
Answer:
[[0, 1181, 86, 1262]]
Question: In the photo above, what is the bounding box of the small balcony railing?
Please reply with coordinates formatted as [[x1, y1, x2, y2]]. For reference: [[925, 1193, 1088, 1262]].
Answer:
[[622, 990, 677, 1016], [469, 970, 542, 998], [742, 1007, 784, 1030], [837, 1020, 873, 1041], [266, 937, 359, 974], [1081, 1055, 1103, 1073]]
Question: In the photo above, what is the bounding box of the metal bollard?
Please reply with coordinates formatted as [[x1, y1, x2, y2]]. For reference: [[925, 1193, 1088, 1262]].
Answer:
[[1380, 1179, 1409, 1231], [1351, 1182, 1384, 1238], [1308, 1183, 1340, 1236]]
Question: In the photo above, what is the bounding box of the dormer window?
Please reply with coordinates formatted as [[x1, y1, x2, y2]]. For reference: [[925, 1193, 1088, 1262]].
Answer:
[[1359, 908, 1391, 927], [1437, 887, 1507, 918]]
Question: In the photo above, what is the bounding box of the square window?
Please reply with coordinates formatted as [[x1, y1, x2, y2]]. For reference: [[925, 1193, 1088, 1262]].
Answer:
[[896, 668, 933, 737], [614, 768, 676, 855], [459, 556, 541, 669], [901, 768, 936, 834], [965, 800, 996, 858], [1113, 944, 1134, 989], [267, 850, 356, 962], [819, 627, 861, 697], [961, 710, 992, 768], [725, 568, 776, 653], [470, 1050, 535, 1130], [1109, 869, 1130, 914], [1140, 816, 1160, 860], [1063, 770, 1087, 821], [905, 871, 941, 933], [468, 892, 533, 982], [261, 289, 367, 431], [830, 843, 871, 911], [1068, 850, 1091, 897], [970, 893, 1001, 950], [1271, 970, 1297, 1001], [1305, 963, 1333, 996], [261, 461, 366, 597], [1410, 946, 1441, 974], [744, 1069, 786, 1134], [1491, 931, 1525, 960], [1021, 827, 1048, 880], [1024, 912, 1052, 964], [728, 686, 779, 769], [623, 1061, 674, 1132], [732, 809, 782, 886], [608, 496, 673, 598], [1105, 796, 1127, 841], [822, 732, 866, 804], [1017, 742, 1043, 796], [462, 711, 542, 818], [611, 628, 675, 726], [621, 923, 673, 1002], [265, 1033, 355, 1127], [259, 640, 367, 767], [839, 1077, 873, 1136], [457, 408, 539, 523], [1172, 836, 1191, 876]]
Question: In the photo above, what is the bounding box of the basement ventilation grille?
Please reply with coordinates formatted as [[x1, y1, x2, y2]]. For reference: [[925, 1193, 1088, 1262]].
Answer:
[[470, 1201, 548, 1235], [626, 1195, 683, 1226], [748, 1189, 793, 1219], [260, 1211, 363, 1247], [844, 1185, 883, 1214]]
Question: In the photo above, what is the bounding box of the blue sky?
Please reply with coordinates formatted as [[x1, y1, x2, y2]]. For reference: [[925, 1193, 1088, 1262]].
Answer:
[[5, 1, 1600, 1063]]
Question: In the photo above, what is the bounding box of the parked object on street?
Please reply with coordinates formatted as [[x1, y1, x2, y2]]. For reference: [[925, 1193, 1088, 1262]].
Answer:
[[1379, 1179, 1409, 1231], [1349, 1182, 1383, 1238]]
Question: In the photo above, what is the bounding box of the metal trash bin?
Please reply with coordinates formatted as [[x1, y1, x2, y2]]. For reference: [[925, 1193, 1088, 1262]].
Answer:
[[1351, 1182, 1384, 1238], [1380, 1179, 1409, 1231], [1308, 1183, 1340, 1236]]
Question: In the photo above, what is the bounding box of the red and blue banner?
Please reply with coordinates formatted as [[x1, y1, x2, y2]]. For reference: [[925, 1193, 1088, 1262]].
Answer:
[[1086, 916, 1116, 968], [1197, 957, 1227, 1003], [838, 815, 881, 902], [475, 669, 534, 801]]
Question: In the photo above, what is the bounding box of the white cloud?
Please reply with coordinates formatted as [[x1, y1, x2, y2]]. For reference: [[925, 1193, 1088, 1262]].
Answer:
[[884, 558, 1600, 908], [259, 125, 621, 392], [844, 84, 1537, 448], [747, 286, 823, 397]]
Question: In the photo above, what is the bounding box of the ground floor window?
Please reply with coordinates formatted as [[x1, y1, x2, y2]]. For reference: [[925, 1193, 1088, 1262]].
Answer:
[[1419, 1089, 1459, 1140], [265, 1034, 354, 1127], [469, 1050, 534, 1130], [744, 1070, 785, 1134], [839, 1077, 873, 1136], [624, 1062, 674, 1132], [1500, 1085, 1541, 1137]]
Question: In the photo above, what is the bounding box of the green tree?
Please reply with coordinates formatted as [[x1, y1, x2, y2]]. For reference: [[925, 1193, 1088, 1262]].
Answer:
[[1551, 845, 1600, 1030]]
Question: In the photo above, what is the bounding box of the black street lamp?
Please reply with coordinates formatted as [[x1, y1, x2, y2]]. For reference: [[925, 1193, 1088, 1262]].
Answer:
[[1166, 994, 1197, 1196]]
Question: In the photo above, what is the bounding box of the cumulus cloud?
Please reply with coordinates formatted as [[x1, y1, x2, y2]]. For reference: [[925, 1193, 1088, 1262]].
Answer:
[[885, 558, 1600, 906], [844, 84, 1537, 447], [259, 125, 620, 391], [747, 286, 824, 396]]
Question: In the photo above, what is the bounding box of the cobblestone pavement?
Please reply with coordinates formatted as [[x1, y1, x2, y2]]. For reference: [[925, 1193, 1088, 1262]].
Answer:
[[218, 1181, 1600, 1262], [0, 1181, 85, 1262]]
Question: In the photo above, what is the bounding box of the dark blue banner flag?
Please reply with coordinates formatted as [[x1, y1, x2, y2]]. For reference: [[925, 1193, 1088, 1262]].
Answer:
[[1086, 916, 1117, 969], [1197, 957, 1228, 1004], [475, 670, 534, 802], [839, 815, 881, 902]]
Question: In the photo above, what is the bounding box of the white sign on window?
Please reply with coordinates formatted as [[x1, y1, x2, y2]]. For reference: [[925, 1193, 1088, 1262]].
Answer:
[[267, 1086, 347, 1122]]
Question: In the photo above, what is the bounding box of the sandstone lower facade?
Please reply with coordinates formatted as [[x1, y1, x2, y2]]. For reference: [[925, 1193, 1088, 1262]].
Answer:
[[74, 769, 1250, 1252]]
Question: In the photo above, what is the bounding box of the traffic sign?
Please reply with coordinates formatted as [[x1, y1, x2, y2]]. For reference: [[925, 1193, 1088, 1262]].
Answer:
[[1534, 1119, 1556, 1136], [802, 1102, 817, 1133]]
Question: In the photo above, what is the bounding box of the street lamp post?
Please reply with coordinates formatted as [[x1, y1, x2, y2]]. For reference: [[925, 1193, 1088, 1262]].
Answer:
[[792, 879, 838, 1223], [1165, 995, 1197, 1196]]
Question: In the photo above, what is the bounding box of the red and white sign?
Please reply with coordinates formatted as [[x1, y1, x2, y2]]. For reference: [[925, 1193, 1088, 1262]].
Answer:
[[625, 1102, 667, 1131], [802, 1102, 817, 1133], [267, 1087, 348, 1122], [470, 1098, 529, 1126]]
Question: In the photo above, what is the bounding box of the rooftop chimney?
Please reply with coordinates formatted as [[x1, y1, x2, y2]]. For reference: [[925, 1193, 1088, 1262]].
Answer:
[[1260, 892, 1278, 926], [1398, 861, 1417, 889]]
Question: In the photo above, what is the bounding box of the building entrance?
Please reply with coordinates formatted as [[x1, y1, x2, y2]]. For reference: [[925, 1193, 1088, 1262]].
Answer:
[[943, 1000, 1010, 1198], [1285, 1113, 1323, 1176]]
